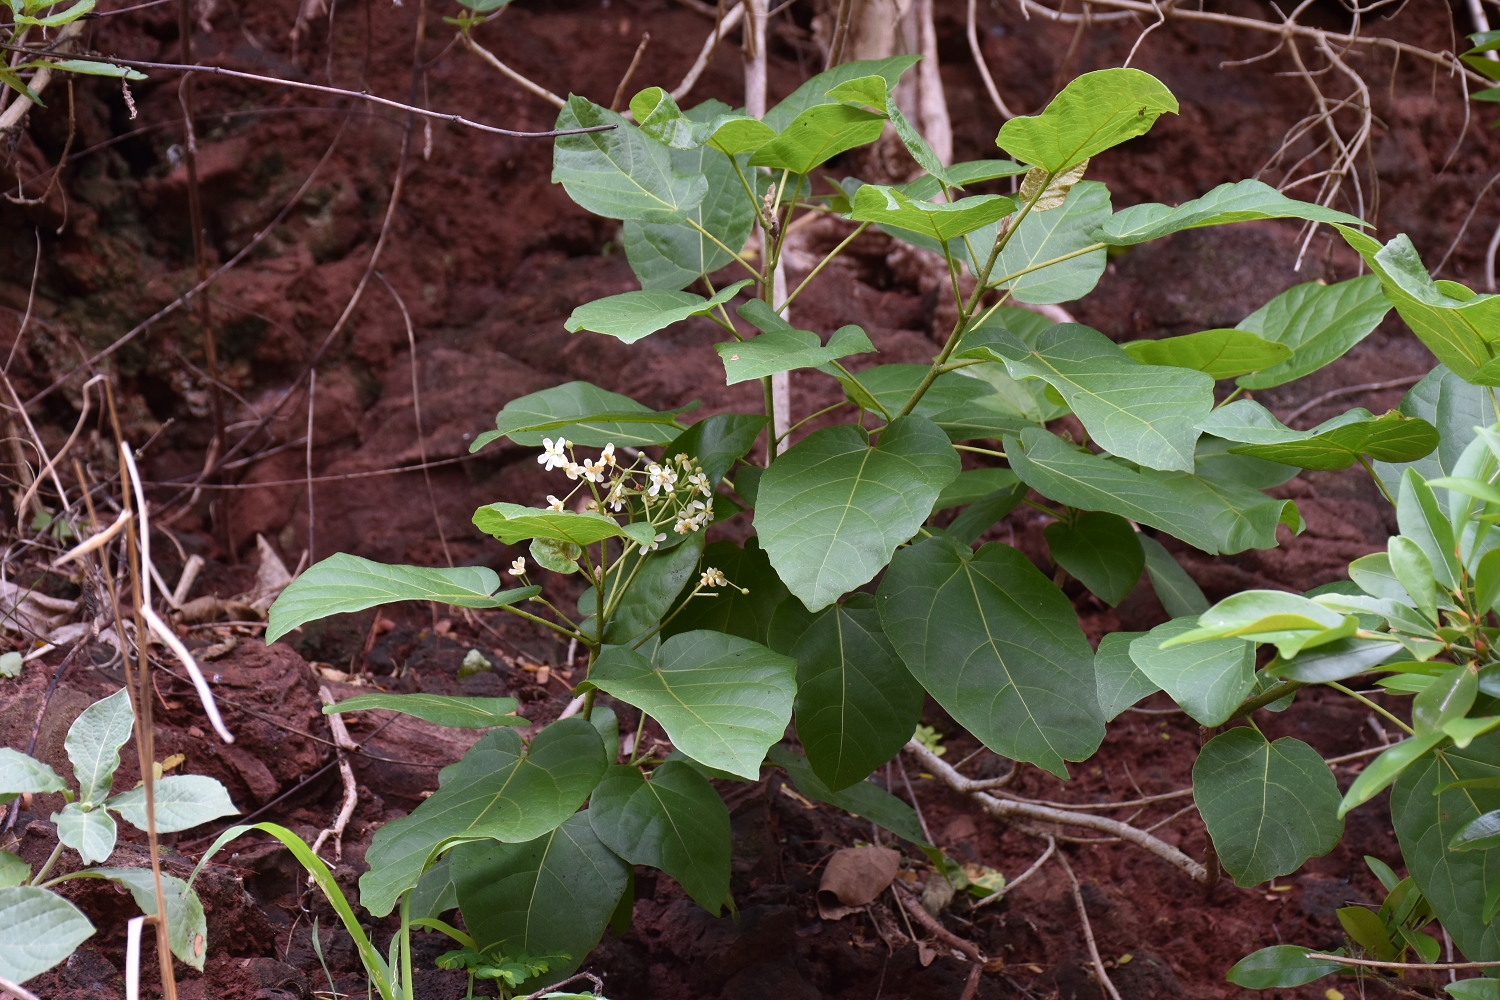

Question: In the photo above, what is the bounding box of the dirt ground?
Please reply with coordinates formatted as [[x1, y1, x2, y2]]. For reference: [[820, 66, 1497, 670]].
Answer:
[[2, 0, 1498, 997]]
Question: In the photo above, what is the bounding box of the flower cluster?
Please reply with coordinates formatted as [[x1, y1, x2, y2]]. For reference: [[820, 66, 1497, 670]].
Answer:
[[535, 442, 716, 548]]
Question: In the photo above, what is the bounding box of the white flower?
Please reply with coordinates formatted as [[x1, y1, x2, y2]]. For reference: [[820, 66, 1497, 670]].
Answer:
[[562, 462, 582, 481], [687, 472, 711, 496], [584, 499, 602, 513], [600, 443, 617, 467], [700, 567, 727, 588], [538, 437, 570, 471], [581, 457, 608, 483], [509, 557, 527, 577], [647, 463, 678, 497], [674, 517, 694, 535], [644, 532, 667, 551], [605, 484, 626, 512], [546, 495, 566, 512]]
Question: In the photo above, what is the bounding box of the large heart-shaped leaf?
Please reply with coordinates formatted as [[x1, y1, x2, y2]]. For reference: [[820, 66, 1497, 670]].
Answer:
[[565, 281, 752, 344], [1339, 228, 1499, 384], [1094, 631, 1156, 721], [995, 68, 1178, 174], [552, 98, 708, 222], [267, 554, 538, 643], [585, 630, 796, 779], [0, 748, 65, 795], [0, 886, 94, 983], [319, 693, 524, 729], [1200, 400, 1438, 471], [1096, 179, 1364, 245], [850, 185, 1016, 242], [1128, 618, 1255, 726], [588, 761, 730, 913], [878, 535, 1104, 778], [360, 720, 607, 916], [474, 381, 692, 451], [65, 687, 133, 806], [769, 592, 923, 791], [661, 537, 788, 643], [1005, 428, 1301, 555], [108, 775, 238, 833], [1121, 329, 1292, 379], [1044, 511, 1144, 606], [1193, 727, 1343, 886], [1235, 275, 1392, 389], [991, 324, 1213, 471], [755, 416, 959, 611], [451, 811, 629, 986], [76, 868, 208, 969]]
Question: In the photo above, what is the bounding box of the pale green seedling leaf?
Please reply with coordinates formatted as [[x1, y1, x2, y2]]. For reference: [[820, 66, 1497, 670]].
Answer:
[[0, 886, 94, 983], [53, 802, 116, 865], [0, 748, 65, 795], [267, 554, 538, 642], [1097, 179, 1364, 245], [1193, 727, 1343, 886], [1343, 732, 1445, 816], [0, 852, 28, 889], [1121, 329, 1293, 379], [65, 687, 134, 805], [76, 868, 206, 969], [108, 774, 238, 833], [565, 281, 752, 344], [995, 67, 1178, 173]]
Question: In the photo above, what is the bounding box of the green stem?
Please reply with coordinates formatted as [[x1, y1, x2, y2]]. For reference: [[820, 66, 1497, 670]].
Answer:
[[1228, 680, 1307, 720], [953, 443, 1007, 459], [400, 894, 415, 1000], [500, 603, 586, 642], [778, 400, 855, 442], [779, 221, 870, 313], [762, 375, 776, 465], [728, 154, 770, 230], [934, 358, 989, 374], [1329, 681, 1415, 736], [629, 709, 650, 766], [31, 840, 64, 886], [1358, 455, 1396, 506], [830, 361, 891, 421], [601, 540, 652, 623], [983, 241, 1107, 291], [1214, 386, 1244, 409]]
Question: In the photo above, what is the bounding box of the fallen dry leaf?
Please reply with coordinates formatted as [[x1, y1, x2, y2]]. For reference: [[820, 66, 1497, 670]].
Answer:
[[817, 845, 902, 920]]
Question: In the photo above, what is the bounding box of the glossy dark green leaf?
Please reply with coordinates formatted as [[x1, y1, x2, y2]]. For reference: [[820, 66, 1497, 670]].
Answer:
[[992, 324, 1213, 471], [552, 98, 707, 222], [660, 538, 787, 643], [768, 745, 930, 846], [1413, 664, 1478, 737], [1129, 618, 1255, 727], [947, 482, 1030, 547], [588, 761, 730, 913], [360, 720, 608, 916], [1097, 179, 1364, 246], [268, 555, 539, 643], [1226, 945, 1344, 988], [1399, 467, 1461, 589], [451, 811, 629, 987], [1193, 727, 1343, 886], [935, 469, 1021, 510], [1094, 631, 1157, 721], [320, 694, 524, 729], [1375, 366, 1489, 494], [1199, 401, 1437, 471], [587, 630, 796, 779], [1451, 809, 1500, 852], [1270, 638, 1403, 683], [474, 381, 692, 451], [878, 535, 1103, 778], [755, 416, 958, 611], [1005, 428, 1300, 555], [769, 593, 922, 791], [580, 532, 705, 644], [1235, 275, 1392, 390], [1343, 732, 1445, 817], [1138, 535, 1208, 618], [666, 414, 768, 487], [995, 68, 1178, 174], [565, 281, 752, 344], [1044, 512, 1144, 606], [1121, 329, 1292, 379]]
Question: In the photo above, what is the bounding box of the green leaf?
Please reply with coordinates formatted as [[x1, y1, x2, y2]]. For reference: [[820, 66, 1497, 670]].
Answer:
[[769, 593, 922, 791], [450, 811, 629, 987], [1121, 329, 1293, 379], [267, 554, 538, 643], [1448, 981, 1500, 1000], [660, 537, 787, 643], [1342, 732, 1445, 816], [1338, 905, 1395, 958], [1270, 637, 1403, 683], [749, 103, 886, 174], [565, 281, 752, 344], [850, 185, 1016, 242], [666, 413, 766, 487], [0, 886, 94, 983], [1094, 631, 1157, 721], [473, 381, 692, 451], [1004, 428, 1300, 555], [992, 324, 1213, 471], [13, 1, 96, 28], [588, 761, 730, 913], [79, 868, 207, 969], [319, 693, 525, 729], [360, 720, 608, 916], [1399, 467, 1461, 590], [1097, 179, 1364, 246], [1413, 664, 1478, 737], [755, 416, 959, 612], [582, 531, 705, 644], [831, 363, 1037, 441], [1167, 590, 1348, 655], [107, 775, 237, 833], [1128, 618, 1255, 727], [980, 181, 1111, 304], [0, 852, 27, 889], [552, 98, 708, 222], [1045, 512, 1144, 606], [629, 87, 696, 148], [1199, 401, 1437, 471], [717, 319, 874, 386], [1339, 228, 1500, 384], [34, 58, 144, 81], [587, 631, 796, 778], [936, 469, 1021, 509], [878, 535, 1103, 778], [53, 802, 116, 865], [1389, 534, 1440, 621], [763, 55, 920, 131], [0, 748, 65, 795], [1138, 535, 1208, 617], [995, 68, 1178, 174], [1235, 275, 1393, 389], [1193, 727, 1343, 886], [530, 537, 583, 574], [472, 502, 627, 547], [947, 483, 1029, 546], [1226, 945, 1344, 988], [1451, 809, 1500, 852], [66, 688, 133, 806], [1478, 547, 1500, 614], [768, 745, 930, 846], [1391, 732, 1500, 962], [410, 856, 459, 919]]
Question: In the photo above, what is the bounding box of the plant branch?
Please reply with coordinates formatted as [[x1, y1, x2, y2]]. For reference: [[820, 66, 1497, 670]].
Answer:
[[1058, 851, 1124, 1000], [779, 221, 870, 312], [458, 30, 564, 108]]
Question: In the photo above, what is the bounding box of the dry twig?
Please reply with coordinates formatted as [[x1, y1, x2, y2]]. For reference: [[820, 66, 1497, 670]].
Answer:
[[1058, 851, 1123, 1000]]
